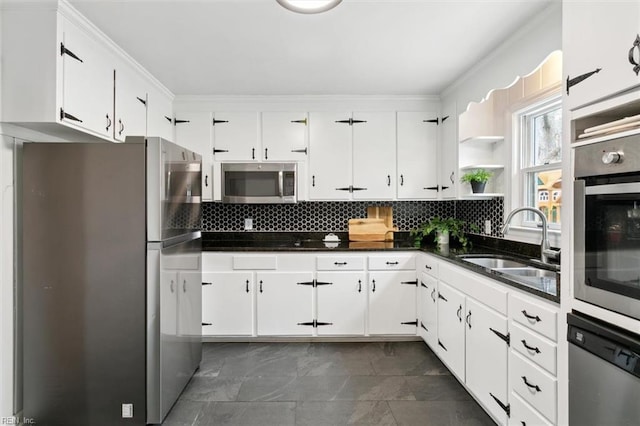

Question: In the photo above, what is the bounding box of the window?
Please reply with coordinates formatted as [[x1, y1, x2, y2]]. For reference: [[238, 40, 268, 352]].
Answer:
[[517, 97, 562, 228]]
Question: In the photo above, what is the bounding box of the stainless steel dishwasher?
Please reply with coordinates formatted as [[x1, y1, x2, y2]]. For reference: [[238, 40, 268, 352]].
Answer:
[[568, 312, 640, 426]]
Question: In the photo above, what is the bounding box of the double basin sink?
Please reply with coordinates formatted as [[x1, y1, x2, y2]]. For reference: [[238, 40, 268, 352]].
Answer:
[[457, 254, 559, 294]]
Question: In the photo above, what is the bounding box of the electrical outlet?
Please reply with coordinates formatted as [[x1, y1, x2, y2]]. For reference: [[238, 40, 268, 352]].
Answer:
[[244, 218, 253, 231], [122, 403, 133, 419], [484, 220, 491, 235]]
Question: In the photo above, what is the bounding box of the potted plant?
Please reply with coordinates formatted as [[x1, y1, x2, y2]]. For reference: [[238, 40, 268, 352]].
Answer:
[[410, 216, 478, 249], [461, 169, 493, 193]]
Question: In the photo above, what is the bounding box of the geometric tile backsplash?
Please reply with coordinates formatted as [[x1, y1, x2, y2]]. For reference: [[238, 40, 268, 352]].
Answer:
[[202, 198, 504, 237]]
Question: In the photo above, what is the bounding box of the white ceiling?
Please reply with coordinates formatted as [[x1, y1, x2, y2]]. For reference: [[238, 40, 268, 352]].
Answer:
[[68, 0, 555, 96]]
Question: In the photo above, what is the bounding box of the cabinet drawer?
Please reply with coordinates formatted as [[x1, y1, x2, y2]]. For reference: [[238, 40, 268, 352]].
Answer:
[[233, 255, 277, 270], [511, 322, 557, 375], [419, 255, 438, 277], [509, 392, 552, 426], [511, 352, 557, 423], [316, 256, 365, 271], [368, 254, 415, 270], [509, 293, 558, 341]]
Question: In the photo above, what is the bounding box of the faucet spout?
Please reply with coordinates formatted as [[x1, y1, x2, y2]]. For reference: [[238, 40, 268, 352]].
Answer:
[[501, 207, 558, 264]]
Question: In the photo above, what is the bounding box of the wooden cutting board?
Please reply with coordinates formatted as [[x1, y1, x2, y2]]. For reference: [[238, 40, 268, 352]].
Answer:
[[367, 206, 395, 240], [348, 218, 394, 242]]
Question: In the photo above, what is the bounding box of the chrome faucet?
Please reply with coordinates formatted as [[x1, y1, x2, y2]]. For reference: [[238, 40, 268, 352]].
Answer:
[[501, 207, 559, 264]]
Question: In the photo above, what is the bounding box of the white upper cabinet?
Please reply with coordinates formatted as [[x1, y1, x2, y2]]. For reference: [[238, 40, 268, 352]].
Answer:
[[397, 112, 439, 199], [352, 112, 396, 200], [308, 112, 353, 200], [146, 84, 174, 141], [114, 65, 148, 142], [174, 112, 214, 201], [60, 17, 114, 139], [212, 112, 259, 161], [261, 112, 308, 161], [564, 1, 640, 110]]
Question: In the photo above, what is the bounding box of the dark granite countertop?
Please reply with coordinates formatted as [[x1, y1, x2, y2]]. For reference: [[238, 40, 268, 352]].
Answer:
[[202, 232, 560, 303]]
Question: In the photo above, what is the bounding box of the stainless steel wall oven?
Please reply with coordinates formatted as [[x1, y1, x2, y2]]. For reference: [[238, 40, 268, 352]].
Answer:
[[575, 133, 640, 320]]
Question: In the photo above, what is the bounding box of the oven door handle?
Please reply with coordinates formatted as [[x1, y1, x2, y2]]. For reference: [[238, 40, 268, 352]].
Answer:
[[574, 179, 587, 294], [585, 181, 640, 195], [278, 171, 284, 197]]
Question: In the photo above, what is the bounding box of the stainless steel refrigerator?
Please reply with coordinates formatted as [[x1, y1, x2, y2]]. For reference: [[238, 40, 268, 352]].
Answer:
[[22, 136, 202, 425]]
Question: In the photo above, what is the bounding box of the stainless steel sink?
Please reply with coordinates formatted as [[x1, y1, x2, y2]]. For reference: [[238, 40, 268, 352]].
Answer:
[[493, 267, 557, 279], [458, 256, 530, 269]]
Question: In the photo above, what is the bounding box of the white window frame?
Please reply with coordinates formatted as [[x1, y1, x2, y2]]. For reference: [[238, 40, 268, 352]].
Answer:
[[513, 95, 562, 231]]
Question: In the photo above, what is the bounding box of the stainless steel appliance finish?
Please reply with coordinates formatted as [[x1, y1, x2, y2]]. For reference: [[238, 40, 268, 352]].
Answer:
[[574, 134, 640, 320], [22, 137, 202, 426], [221, 162, 297, 203], [568, 312, 640, 426]]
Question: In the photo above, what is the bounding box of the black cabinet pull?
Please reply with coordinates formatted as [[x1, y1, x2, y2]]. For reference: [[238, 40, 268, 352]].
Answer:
[[245, 279, 249, 293], [521, 340, 541, 354], [566, 68, 602, 95], [212, 119, 229, 125], [521, 376, 541, 392], [205, 175, 209, 187], [312, 175, 316, 187], [438, 292, 447, 302], [466, 311, 472, 329], [400, 174, 404, 186], [259, 280, 263, 293], [449, 172, 455, 184], [456, 305, 462, 322], [291, 148, 308, 155], [118, 119, 125, 136], [387, 175, 391, 186], [264, 148, 268, 160], [386, 261, 399, 265], [105, 114, 112, 131], [425, 265, 432, 270], [629, 35, 640, 75], [372, 279, 376, 292], [60, 42, 83, 62], [489, 393, 511, 416], [60, 108, 82, 123], [521, 310, 541, 323], [431, 289, 436, 302], [252, 148, 255, 159], [334, 262, 348, 266], [358, 279, 362, 293]]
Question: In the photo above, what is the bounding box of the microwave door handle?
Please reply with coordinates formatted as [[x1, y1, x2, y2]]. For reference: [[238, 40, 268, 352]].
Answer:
[[278, 171, 284, 197], [574, 179, 586, 292]]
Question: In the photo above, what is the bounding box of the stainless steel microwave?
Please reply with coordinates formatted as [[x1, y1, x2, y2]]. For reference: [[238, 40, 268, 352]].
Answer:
[[221, 163, 297, 203]]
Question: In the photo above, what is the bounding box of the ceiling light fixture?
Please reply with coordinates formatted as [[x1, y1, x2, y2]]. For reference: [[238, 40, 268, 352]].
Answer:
[[276, 0, 342, 14]]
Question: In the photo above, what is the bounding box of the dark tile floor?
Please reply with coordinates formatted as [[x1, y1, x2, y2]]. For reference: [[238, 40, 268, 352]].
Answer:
[[162, 341, 496, 426]]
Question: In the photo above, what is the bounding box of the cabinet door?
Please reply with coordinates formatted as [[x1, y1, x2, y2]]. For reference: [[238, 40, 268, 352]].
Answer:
[[397, 112, 439, 199], [114, 67, 147, 142], [436, 280, 466, 380], [563, 1, 640, 110], [368, 271, 417, 335], [202, 272, 253, 336], [147, 84, 174, 141], [418, 272, 438, 350], [316, 272, 366, 335], [174, 112, 214, 201], [261, 112, 308, 161], [308, 112, 352, 200], [178, 267, 203, 372], [60, 18, 114, 138], [256, 272, 313, 336], [465, 298, 509, 425], [212, 112, 259, 161], [439, 103, 458, 199], [352, 112, 396, 200]]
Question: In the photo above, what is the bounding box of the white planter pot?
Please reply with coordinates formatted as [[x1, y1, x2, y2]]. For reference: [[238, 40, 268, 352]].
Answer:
[[437, 230, 450, 246]]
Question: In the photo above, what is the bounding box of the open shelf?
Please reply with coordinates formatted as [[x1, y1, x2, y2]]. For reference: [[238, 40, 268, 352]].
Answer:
[[460, 193, 504, 199], [460, 164, 504, 171], [459, 136, 504, 144]]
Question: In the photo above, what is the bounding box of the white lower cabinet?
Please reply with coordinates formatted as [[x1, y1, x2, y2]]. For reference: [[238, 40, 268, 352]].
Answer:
[[510, 351, 557, 424], [368, 271, 417, 335], [202, 272, 253, 336], [465, 298, 509, 425], [509, 392, 553, 426], [436, 280, 466, 380], [256, 271, 314, 336], [316, 272, 366, 335], [418, 272, 438, 349]]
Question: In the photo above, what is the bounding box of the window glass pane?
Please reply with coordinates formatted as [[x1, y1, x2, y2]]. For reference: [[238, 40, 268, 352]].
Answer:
[[532, 107, 562, 166], [526, 170, 562, 225]]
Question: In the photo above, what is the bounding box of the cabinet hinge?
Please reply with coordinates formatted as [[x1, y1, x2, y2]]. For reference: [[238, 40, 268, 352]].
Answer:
[[420, 281, 428, 289], [401, 279, 418, 286], [212, 119, 229, 125], [202, 282, 212, 286], [60, 42, 83, 63], [490, 393, 510, 417], [401, 320, 418, 326], [336, 185, 367, 193], [137, 97, 147, 106], [173, 118, 190, 125], [438, 339, 447, 351], [566, 68, 602, 95], [202, 322, 212, 326], [489, 328, 510, 346], [440, 115, 449, 123], [420, 321, 428, 332], [423, 118, 439, 124], [298, 319, 333, 327], [60, 108, 82, 123], [335, 118, 367, 125], [297, 279, 333, 288]]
